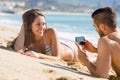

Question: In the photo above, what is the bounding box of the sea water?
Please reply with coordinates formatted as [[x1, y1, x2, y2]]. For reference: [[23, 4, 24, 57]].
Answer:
[[0, 13, 120, 46]]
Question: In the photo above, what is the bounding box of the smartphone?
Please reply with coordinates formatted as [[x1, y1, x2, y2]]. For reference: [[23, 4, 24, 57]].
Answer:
[[75, 36, 85, 45]]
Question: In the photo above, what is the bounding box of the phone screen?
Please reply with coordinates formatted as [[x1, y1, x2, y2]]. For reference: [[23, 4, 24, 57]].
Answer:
[[75, 36, 85, 45]]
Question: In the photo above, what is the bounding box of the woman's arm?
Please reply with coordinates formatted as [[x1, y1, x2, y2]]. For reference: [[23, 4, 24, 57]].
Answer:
[[14, 25, 25, 51], [23, 50, 60, 60], [47, 28, 61, 58]]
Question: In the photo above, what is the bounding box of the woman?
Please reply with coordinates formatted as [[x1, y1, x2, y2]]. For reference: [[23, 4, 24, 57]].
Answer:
[[8, 9, 83, 62]]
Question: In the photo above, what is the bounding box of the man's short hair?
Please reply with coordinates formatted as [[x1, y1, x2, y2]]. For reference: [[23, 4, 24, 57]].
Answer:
[[91, 7, 117, 29]]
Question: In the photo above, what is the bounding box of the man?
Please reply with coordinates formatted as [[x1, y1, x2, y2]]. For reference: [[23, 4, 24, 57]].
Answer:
[[78, 7, 120, 78]]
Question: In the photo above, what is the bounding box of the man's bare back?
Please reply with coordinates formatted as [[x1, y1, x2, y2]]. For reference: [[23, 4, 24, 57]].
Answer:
[[108, 30, 120, 76]]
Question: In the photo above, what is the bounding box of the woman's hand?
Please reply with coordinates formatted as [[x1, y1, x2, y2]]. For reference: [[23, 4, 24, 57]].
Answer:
[[23, 51, 40, 58], [22, 51, 60, 60], [18, 49, 24, 54]]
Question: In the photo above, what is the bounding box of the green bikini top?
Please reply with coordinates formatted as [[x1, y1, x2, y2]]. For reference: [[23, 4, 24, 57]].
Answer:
[[28, 36, 52, 55], [45, 45, 52, 55], [44, 37, 52, 55]]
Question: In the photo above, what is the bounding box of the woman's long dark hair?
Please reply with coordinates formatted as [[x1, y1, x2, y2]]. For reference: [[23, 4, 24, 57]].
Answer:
[[23, 9, 45, 49], [7, 9, 45, 50]]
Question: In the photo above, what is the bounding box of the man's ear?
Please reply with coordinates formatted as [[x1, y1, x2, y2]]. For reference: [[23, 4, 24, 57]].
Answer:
[[99, 24, 105, 31]]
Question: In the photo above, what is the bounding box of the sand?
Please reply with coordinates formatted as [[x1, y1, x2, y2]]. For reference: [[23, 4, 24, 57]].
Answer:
[[0, 26, 113, 80]]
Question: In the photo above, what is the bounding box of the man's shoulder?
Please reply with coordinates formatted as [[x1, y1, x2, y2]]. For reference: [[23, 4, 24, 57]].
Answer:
[[98, 36, 113, 47], [99, 35, 120, 47], [98, 36, 109, 43]]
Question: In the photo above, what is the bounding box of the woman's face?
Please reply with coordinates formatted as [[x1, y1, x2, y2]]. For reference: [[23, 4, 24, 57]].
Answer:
[[32, 16, 46, 39]]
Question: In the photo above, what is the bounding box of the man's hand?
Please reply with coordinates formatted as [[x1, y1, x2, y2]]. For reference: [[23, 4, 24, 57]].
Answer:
[[77, 45, 89, 65], [82, 40, 97, 53]]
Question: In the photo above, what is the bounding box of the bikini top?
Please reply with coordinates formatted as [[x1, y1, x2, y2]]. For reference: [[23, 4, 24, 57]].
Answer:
[[28, 37, 52, 55], [45, 44, 52, 55], [44, 37, 52, 55]]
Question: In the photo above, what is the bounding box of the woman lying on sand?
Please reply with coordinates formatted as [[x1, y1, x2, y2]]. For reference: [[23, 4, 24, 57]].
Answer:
[[7, 8, 85, 62]]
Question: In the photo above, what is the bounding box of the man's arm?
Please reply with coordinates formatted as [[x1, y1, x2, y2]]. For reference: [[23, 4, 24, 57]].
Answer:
[[94, 38, 111, 78], [79, 38, 111, 78]]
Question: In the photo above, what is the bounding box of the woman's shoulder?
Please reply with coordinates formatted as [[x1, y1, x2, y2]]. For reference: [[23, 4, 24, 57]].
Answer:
[[45, 28, 58, 39], [46, 28, 57, 33]]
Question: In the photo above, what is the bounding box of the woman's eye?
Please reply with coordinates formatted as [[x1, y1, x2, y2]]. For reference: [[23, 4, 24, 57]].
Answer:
[[37, 24, 40, 26], [43, 23, 46, 25], [34, 22, 46, 27]]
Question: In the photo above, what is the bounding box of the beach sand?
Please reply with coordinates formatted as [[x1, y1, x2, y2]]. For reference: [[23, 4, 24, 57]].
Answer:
[[0, 26, 115, 80]]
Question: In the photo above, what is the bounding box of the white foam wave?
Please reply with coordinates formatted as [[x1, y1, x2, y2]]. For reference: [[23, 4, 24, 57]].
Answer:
[[58, 31, 99, 46], [0, 19, 21, 28]]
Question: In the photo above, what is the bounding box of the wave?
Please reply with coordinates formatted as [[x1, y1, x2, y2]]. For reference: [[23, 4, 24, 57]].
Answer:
[[0, 18, 21, 28]]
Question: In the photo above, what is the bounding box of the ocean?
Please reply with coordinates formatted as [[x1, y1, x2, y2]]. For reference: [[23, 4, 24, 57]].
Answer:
[[0, 13, 120, 46]]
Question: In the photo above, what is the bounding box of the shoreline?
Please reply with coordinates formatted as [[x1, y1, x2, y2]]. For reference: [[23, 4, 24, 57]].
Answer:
[[43, 11, 91, 15], [0, 10, 91, 15]]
